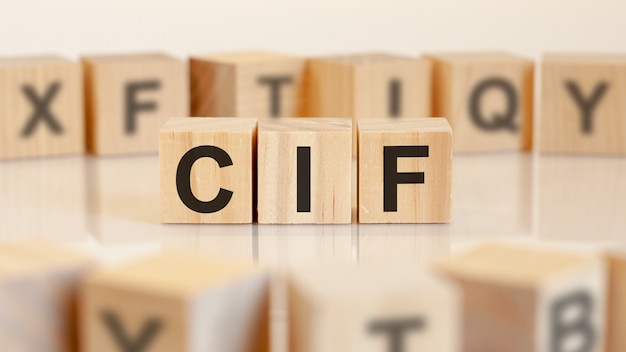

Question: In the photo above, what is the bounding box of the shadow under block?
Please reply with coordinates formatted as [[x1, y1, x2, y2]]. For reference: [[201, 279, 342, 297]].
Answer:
[[436, 243, 606, 352], [0, 240, 93, 351], [257, 118, 352, 224], [540, 54, 626, 155], [160, 117, 257, 224], [427, 52, 534, 152], [288, 265, 460, 352], [83, 53, 188, 155], [190, 51, 305, 118], [305, 53, 432, 152], [605, 250, 626, 352], [358, 118, 452, 223], [82, 252, 269, 352], [0, 55, 83, 159]]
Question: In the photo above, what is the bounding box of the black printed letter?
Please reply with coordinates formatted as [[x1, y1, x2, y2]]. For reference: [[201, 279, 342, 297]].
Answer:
[[384, 146, 428, 212], [257, 75, 293, 117], [369, 317, 425, 352], [21, 82, 63, 137], [101, 310, 162, 352], [125, 80, 160, 134], [564, 81, 609, 134], [551, 290, 596, 352], [468, 77, 518, 132]]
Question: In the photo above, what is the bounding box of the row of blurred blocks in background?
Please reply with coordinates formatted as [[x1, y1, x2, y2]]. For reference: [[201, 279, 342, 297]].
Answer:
[[5, 239, 626, 352], [1, 51, 625, 159]]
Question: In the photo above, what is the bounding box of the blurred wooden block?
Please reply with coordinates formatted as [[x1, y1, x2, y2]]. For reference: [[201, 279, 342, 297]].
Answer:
[[83, 53, 188, 155], [160, 117, 257, 224], [0, 240, 93, 352], [436, 243, 606, 352], [82, 252, 269, 352], [427, 51, 534, 152], [190, 51, 305, 118], [257, 118, 352, 224], [358, 118, 452, 223], [541, 54, 626, 155], [306, 53, 432, 153], [0, 55, 83, 159], [605, 250, 626, 352], [288, 265, 460, 352]]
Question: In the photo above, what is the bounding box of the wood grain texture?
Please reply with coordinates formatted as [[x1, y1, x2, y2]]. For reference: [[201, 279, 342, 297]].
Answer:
[[160, 117, 257, 224], [605, 250, 626, 352], [427, 51, 534, 152], [305, 53, 432, 153], [358, 118, 452, 223], [82, 251, 269, 352], [436, 243, 606, 352], [0, 55, 83, 159], [190, 51, 305, 118], [540, 54, 626, 155], [288, 264, 460, 352], [83, 53, 188, 155], [257, 118, 352, 224]]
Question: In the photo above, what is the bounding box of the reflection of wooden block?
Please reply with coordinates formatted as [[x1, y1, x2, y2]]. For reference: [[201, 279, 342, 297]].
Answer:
[[358, 118, 452, 223], [190, 51, 305, 118], [0, 55, 83, 159], [160, 117, 257, 224], [427, 52, 534, 152], [436, 243, 606, 352], [541, 54, 626, 155], [288, 265, 460, 352], [257, 118, 352, 224], [606, 250, 626, 352], [83, 53, 188, 155], [305, 53, 432, 152], [83, 252, 269, 352], [0, 240, 93, 352]]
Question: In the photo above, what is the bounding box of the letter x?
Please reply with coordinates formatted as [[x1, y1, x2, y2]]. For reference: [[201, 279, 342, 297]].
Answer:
[[21, 81, 63, 137]]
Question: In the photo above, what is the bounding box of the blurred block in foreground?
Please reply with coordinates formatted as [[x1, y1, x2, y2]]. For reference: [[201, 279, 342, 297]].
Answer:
[[83, 53, 188, 155], [541, 54, 626, 155], [427, 51, 533, 152], [0, 240, 93, 351], [190, 51, 305, 118], [0, 55, 83, 159], [257, 118, 352, 224], [160, 117, 257, 224], [82, 252, 269, 352], [605, 250, 626, 352], [288, 265, 460, 352], [436, 243, 606, 352], [358, 118, 452, 223], [305, 53, 432, 153]]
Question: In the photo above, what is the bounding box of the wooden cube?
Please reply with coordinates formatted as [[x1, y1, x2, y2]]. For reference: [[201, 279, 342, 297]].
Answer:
[[83, 53, 188, 155], [82, 252, 269, 352], [288, 265, 460, 352], [541, 54, 626, 155], [160, 117, 257, 224], [0, 240, 93, 351], [605, 250, 626, 352], [257, 118, 352, 224], [436, 243, 606, 352], [427, 51, 534, 152], [306, 53, 432, 152], [358, 118, 452, 223], [0, 55, 83, 159], [190, 51, 305, 118]]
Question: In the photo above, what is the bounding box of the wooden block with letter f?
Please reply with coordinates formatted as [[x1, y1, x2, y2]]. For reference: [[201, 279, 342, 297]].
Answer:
[[257, 118, 352, 224], [427, 51, 534, 152], [83, 53, 188, 155], [82, 251, 270, 352], [190, 51, 305, 118], [436, 243, 606, 352], [358, 118, 452, 223]]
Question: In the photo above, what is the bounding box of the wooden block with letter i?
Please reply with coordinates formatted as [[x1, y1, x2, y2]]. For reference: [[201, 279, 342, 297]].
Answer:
[[427, 51, 534, 152], [358, 118, 452, 223], [257, 118, 352, 224], [605, 249, 626, 352], [82, 251, 270, 352], [541, 54, 626, 155], [0, 55, 83, 159], [0, 240, 94, 352], [288, 264, 460, 352], [190, 51, 305, 118], [305, 53, 432, 152], [436, 243, 606, 352], [83, 53, 188, 155], [160, 117, 257, 224]]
